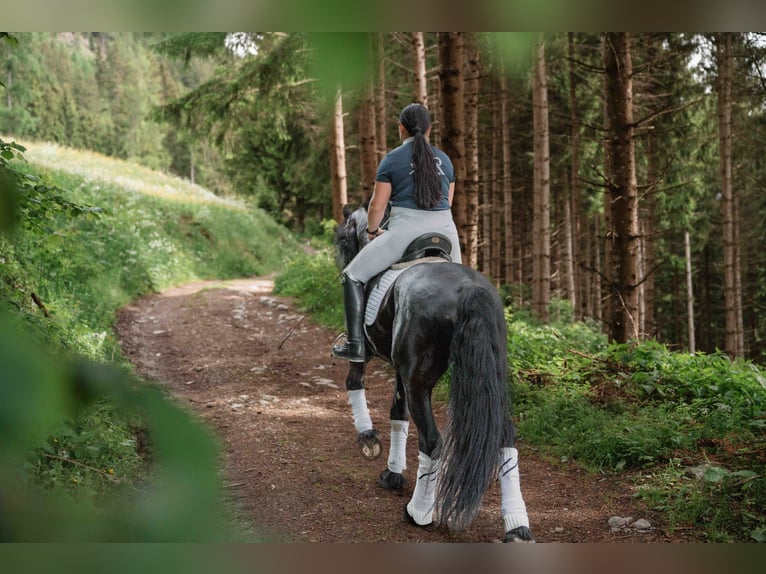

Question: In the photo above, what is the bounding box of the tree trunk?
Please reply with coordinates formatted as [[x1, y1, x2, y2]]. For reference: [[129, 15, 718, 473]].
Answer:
[[640, 35, 661, 340], [716, 32, 743, 358], [481, 73, 498, 278], [375, 33, 387, 163], [734, 191, 744, 356], [438, 32, 467, 259], [567, 33, 583, 318], [562, 169, 576, 314], [642, 127, 658, 339], [358, 75, 377, 204], [601, 48, 615, 336], [603, 32, 640, 343], [463, 33, 480, 269], [500, 61, 514, 287], [685, 230, 696, 354], [412, 32, 428, 106], [593, 216, 603, 324], [190, 146, 195, 185], [6, 69, 11, 110], [329, 87, 348, 223], [490, 73, 503, 283], [532, 35, 551, 322]]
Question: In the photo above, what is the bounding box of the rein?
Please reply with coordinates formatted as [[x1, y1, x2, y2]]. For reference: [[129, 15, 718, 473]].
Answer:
[[277, 268, 344, 350]]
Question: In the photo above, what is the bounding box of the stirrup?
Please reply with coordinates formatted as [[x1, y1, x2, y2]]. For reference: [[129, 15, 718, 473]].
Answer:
[[331, 333, 364, 362], [331, 332, 348, 351]]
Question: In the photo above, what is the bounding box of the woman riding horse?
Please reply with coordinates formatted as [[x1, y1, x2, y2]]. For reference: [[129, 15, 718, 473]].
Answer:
[[331, 103, 462, 363], [331, 104, 534, 542]]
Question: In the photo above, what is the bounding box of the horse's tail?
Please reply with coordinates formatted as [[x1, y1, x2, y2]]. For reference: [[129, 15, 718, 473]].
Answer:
[[435, 284, 508, 532]]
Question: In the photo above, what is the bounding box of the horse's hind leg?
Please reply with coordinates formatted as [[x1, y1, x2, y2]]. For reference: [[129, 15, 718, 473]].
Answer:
[[345, 361, 382, 460], [403, 376, 442, 526], [499, 419, 535, 542], [378, 373, 408, 492]]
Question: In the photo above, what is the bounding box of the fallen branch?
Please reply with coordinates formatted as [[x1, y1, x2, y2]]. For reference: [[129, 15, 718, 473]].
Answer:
[[31, 292, 50, 317], [567, 348, 609, 363]]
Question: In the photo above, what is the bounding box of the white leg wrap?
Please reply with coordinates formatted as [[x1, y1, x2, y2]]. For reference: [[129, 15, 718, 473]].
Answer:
[[406, 451, 440, 525], [387, 420, 409, 474], [347, 389, 373, 433], [499, 447, 530, 531]]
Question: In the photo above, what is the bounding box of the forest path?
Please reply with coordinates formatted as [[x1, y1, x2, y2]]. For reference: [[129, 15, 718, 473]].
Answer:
[[115, 276, 679, 543]]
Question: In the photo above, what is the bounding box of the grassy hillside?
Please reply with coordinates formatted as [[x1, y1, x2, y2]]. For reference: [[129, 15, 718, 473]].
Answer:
[[0, 140, 298, 541], [5, 140, 296, 359]]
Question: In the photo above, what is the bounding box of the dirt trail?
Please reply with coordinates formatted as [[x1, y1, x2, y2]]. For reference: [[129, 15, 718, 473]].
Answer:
[[115, 276, 680, 543]]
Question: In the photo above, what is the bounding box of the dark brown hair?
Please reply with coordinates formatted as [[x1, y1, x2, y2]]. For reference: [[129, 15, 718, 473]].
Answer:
[[399, 103, 441, 209]]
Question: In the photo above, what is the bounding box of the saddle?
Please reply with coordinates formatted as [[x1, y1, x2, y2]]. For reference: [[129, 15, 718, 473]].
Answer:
[[395, 233, 452, 265], [364, 233, 452, 326]]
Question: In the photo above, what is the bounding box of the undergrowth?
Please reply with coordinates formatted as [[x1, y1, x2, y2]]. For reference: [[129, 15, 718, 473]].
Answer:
[[509, 319, 766, 542]]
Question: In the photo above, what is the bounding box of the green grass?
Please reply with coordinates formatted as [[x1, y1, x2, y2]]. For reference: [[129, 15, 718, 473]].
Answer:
[[4, 145, 296, 361], [1, 139, 298, 540], [273, 230, 344, 332]]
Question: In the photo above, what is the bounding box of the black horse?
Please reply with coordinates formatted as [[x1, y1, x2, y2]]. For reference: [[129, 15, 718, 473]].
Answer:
[[334, 204, 534, 543]]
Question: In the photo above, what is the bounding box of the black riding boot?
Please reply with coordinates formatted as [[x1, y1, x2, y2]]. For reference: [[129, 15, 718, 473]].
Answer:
[[332, 274, 366, 362]]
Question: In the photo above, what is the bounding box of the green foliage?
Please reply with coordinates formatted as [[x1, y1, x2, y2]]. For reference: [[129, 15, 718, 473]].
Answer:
[[1, 323, 237, 541], [607, 341, 766, 415], [0, 33, 223, 190], [1, 140, 295, 540], [152, 33, 229, 64], [636, 457, 766, 543], [155, 32, 331, 230], [508, 310, 766, 541], [273, 235, 343, 332]]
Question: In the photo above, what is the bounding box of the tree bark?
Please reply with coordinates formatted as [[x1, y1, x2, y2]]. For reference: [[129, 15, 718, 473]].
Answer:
[[358, 74, 377, 204], [685, 230, 696, 354], [463, 33, 480, 269], [532, 35, 551, 322], [716, 32, 743, 358], [489, 73, 502, 283], [640, 34, 661, 340], [375, 33, 388, 163], [593, 216, 603, 324], [500, 60, 514, 287], [603, 32, 640, 343], [6, 69, 11, 110], [412, 32, 428, 106], [567, 33, 582, 318], [438, 32, 467, 259], [329, 87, 348, 223]]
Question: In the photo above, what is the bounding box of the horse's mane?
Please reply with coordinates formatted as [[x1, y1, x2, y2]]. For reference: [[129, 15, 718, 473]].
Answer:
[[334, 204, 368, 268], [334, 200, 392, 268]]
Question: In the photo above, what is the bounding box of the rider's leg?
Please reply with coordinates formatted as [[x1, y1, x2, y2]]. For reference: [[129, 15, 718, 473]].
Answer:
[[332, 272, 366, 362]]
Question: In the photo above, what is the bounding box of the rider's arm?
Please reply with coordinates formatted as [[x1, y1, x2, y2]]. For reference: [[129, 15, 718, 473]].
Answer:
[[447, 181, 455, 207], [367, 181, 391, 236]]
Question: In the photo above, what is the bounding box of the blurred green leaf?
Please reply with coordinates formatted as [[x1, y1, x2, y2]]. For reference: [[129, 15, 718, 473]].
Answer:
[[307, 33, 372, 100]]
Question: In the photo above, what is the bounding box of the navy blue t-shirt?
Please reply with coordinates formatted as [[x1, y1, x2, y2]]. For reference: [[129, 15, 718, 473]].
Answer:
[[375, 138, 454, 211]]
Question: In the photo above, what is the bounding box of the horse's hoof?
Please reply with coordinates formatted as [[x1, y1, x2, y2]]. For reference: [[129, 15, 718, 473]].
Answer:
[[357, 429, 382, 460], [504, 526, 536, 543], [403, 506, 433, 527], [377, 469, 404, 492]]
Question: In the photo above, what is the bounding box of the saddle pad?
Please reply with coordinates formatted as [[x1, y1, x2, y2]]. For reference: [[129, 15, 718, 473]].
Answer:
[[364, 268, 406, 325]]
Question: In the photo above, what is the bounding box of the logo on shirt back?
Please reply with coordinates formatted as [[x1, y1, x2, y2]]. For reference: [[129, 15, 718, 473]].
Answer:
[[408, 157, 446, 176]]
